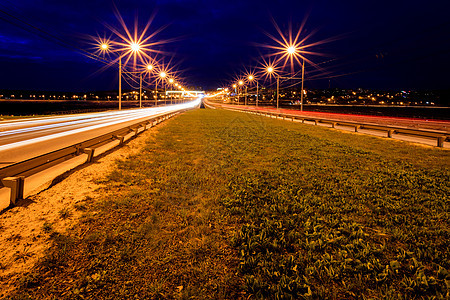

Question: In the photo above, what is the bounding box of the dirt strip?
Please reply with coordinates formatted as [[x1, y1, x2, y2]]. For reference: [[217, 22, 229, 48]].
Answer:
[[0, 123, 163, 298]]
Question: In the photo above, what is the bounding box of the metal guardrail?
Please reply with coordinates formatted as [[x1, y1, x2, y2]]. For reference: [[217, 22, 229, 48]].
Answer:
[[213, 103, 450, 148], [0, 110, 185, 207]]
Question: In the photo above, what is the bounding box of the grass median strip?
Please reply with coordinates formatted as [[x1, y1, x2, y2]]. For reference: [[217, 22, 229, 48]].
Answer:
[[10, 108, 450, 299]]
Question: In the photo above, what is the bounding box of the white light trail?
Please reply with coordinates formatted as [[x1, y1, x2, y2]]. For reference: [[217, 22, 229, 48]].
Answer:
[[0, 99, 200, 153]]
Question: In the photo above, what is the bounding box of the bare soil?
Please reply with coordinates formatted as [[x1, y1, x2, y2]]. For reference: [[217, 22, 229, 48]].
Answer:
[[0, 123, 162, 298]]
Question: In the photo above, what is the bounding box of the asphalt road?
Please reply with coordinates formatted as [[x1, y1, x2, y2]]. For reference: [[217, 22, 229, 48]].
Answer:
[[0, 99, 200, 167], [213, 101, 450, 148]]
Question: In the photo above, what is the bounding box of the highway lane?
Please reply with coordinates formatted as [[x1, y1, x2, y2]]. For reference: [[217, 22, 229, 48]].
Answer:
[[0, 109, 163, 133], [0, 109, 170, 145], [208, 101, 449, 148], [218, 103, 450, 132], [0, 99, 200, 167]]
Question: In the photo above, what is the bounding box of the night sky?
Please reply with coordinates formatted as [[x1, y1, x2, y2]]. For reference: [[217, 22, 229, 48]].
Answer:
[[0, 0, 449, 92]]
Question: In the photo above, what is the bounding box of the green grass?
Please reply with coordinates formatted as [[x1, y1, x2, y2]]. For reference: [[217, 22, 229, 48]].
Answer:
[[9, 109, 449, 299]]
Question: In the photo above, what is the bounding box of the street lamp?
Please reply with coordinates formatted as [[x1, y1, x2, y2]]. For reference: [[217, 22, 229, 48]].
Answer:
[[232, 84, 237, 104], [98, 40, 146, 110], [98, 42, 122, 109], [238, 80, 244, 105], [265, 66, 279, 108], [143, 63, 154, 107], [130, 42, 140, 52], [287, 46, 296, 55], [247, 75, 259, 107], [284, 44, 305, 111], [159, 71, 167, 104]]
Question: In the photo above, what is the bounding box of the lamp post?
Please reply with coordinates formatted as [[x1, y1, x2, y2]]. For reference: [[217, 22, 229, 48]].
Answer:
[[245, 86, 248, 105], [232, 84, 237, 104], [285, 45, 306, 111], [238, 80, 244, 105], [139, 73, 142, 108], [169, 78, 174, 104], [277, 76, 280, 109], [119, 57, 122, 110], [266, 66, 278, 108], [159, 71, 167, 105], [99, 41, 145, 111], [99, 42, 123, 110], [144, 64, 153, 108], [247, 75, 259, 107], [300, 58, 305, 111]]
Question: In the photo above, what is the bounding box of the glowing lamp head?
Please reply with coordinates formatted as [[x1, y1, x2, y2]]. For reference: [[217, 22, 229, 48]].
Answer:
[[267, 66, 274, 73], [146, 64, 153, 71], [160, 72, 167, 78], [238, 80, 244, 86], [100, 43, 109, 50], [169, 78, 174, 84], [248, 75, 254, 81], [287, 46, 296, 55], [130, 42, 141, 52], [232, 84, 237, 88]]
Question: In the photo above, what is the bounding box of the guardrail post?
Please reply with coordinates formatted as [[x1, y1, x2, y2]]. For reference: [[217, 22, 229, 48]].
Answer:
[[331, 123, 336, 128], [114, 135, 125, 146], [437, 136, 445, 147], [83, 148, 95, 163], [354, 125, 361, 132], [314, 120, 318, 125], [387, 130, 394, 138], [134, 127, 140, 136], [2, 176, 25, 206]]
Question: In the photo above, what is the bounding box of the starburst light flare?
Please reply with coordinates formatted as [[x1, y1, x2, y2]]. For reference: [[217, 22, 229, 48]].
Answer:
[[261, 17, 332, 74]]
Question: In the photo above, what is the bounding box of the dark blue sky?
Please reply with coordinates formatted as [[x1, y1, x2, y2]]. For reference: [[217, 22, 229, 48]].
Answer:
[[0, 0, 449, 91]]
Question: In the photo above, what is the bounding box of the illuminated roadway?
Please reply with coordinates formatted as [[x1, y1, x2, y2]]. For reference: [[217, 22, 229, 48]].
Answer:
[[206, 100, 449, 148], [0, 99, 201, 167]]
